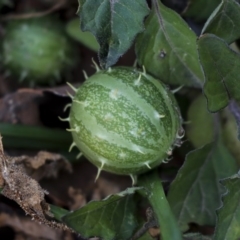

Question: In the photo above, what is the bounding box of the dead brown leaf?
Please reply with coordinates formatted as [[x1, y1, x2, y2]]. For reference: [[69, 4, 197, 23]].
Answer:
[[12, 151, 72, 181], [0, 89, 43, 125], [0, 136, 73, 233], [91, 177, 121, 201], [0, 74, 19, 97], [68, 187, 86, 211], [42, 84, 78, 98], [0, 212, 73, 240], [0, 87, 72, 127], [41, 160, 131, 207], [148, 228, 160, 238]]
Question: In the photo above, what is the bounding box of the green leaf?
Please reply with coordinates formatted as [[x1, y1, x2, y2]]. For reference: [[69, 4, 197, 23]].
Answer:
[[66, 18, 99, 52], [184, 232, 213, 240], [183, 0, 221, 22], [198, 34, 240, 112], [167, 140, 238, 231], [214, 175, 240, 240], [79, 0, 149, 68], [62, 187, 141, 240], [202, 0, 240, 44], [135, 0, 204, 88], [50, 205, 69, 222]]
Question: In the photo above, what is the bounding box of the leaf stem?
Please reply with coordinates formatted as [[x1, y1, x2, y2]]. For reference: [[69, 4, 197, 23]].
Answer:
[[0, 123, 71, 150], [138, 170, 182, 240]]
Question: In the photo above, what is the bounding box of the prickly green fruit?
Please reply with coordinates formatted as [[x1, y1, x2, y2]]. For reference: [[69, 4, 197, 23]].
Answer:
[[186, 94, 214, 148], [2, 16, 77, 85], [68, 66, 183, 182]]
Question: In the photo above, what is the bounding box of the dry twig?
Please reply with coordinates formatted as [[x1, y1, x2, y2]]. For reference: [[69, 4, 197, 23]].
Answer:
[[0, 0, 66, 21]]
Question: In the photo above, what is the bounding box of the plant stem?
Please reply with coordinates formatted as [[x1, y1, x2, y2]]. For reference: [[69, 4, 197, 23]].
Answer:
[[138, 170, 182, 240], [0, 123, 71, 150], [0, 123, 80, 161]]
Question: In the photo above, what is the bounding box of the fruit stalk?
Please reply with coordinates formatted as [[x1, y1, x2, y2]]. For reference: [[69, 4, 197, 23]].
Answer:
[[138, 170, 182, 240]]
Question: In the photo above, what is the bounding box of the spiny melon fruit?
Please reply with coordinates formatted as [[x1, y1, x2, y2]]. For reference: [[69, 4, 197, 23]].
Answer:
[[68, 67, 183, 182], [1, 16, 78, 85]]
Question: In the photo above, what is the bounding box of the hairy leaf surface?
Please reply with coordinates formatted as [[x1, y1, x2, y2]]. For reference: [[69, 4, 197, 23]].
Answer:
[[62, 187, 141, 240], [184, 0, 221, 22], [135, 0, 204, 87], [50, 205, 69, 222], [198, 34, 240, 112], [168, 140, 238, 231], [202, 0, 240, 44], [79, 0, 149, 68], [214, 176, 240, 240]]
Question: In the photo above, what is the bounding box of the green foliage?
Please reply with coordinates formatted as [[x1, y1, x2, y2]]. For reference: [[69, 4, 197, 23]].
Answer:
[[62, 188, 141, 240], [183, 232, 212, 240], [78, 0, 149, 68], [3, 0, 240, 239], [168, 140, 238, 231], [202, 0, 240, 44], [135, 0, 204, 87], [0, 123, 72, 152], [50, 204, 69, 222], [183, 0, 221, 22], [214, 175, 240, 240], [198, 34, 240, 112], [213, 175, 240, 240], [63, 0, 240, 239]]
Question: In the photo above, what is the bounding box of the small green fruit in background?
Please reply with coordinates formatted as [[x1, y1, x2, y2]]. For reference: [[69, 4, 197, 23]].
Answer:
[[1, 16, 78, 85], [0, 0, 12, 9], [186, 94, 215, 148], [67, 66, 183, 183], [221, 107, 240, 166]]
